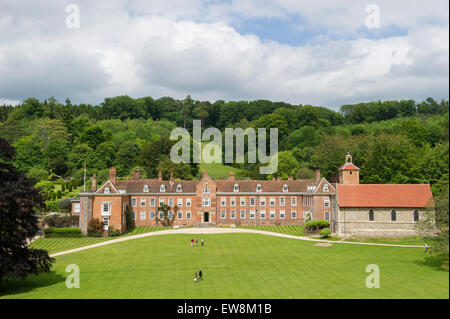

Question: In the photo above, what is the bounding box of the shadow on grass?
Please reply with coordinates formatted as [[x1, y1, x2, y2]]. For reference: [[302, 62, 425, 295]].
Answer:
[[414, 253, 449, 272], [0, 271, 66, 298]]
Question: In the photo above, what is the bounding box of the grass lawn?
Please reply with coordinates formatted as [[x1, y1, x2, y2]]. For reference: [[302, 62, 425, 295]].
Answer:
[[237, 225, 305, 236], [344, 236, 426, 246], [198, 141, 246, 179], [2, 233, 448, 299], [30, 227, 172, 254]]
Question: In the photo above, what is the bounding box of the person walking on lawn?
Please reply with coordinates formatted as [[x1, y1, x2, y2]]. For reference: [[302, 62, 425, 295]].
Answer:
[[201, 238, 204, 246], [199, 269, 203, 281], [191, 238, 194, 247]]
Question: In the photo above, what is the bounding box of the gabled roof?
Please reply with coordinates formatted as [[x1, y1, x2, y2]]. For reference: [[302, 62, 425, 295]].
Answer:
[[115, 179, 198, 193], [339, 162, 360, 171], [215, 179, 311, 193], [337, 184, 433, 208]]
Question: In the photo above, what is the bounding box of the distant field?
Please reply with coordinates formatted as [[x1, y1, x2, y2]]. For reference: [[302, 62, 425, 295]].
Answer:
[[2, 233, 448, 299], [198, 141, 246, 179]]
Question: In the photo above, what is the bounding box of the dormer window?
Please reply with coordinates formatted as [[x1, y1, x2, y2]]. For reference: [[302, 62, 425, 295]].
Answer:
[[104, 187, 110, 194], [202, 196, 210, 207], [143, 185, 149, 193], [176, 184, 182, 192], [256, 184, 262, 192], [323, 184, 329, 192], [160, 184, 166, 192], [234, 184, 239, 192], [202, 187, 210, 194], [282, 184, 288, 192]]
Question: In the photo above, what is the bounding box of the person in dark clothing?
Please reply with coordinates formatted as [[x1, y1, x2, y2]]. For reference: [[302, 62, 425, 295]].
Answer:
[[199, 269, 203, 280]]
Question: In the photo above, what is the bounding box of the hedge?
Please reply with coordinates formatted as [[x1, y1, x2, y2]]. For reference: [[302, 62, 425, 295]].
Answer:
[[44, 227, 82, 238], [44, 215, 79, 228], [305, 220, 330, 231], [320, 228, 331, 238]]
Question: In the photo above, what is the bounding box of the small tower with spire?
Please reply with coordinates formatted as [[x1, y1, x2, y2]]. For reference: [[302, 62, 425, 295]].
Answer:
[[338, 152, 360, 184]]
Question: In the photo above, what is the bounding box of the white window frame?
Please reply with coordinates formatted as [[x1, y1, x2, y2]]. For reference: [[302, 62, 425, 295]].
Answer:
[[324, 212, 330, 221], [131, 198, 137, 207], [280, 210, 285, 219], [230, 210, 236, 219], [132, 211, 137, 220], [291, 210, 297, 219], [104, 187, 110, 194], [250, 210, 255, 219], [178, 211, 183, 219], [234, 184, 239, 192], [324, 197, 330, 207], [323, 184, 329, 192], [230, 197, 236, 207], [270, 198, 276, 207], [270, 210, 276, 219], [260, 197, 266, 207], [143, 185, 149, 193], [150, 198, 155, 207], [186, 211, 191, 220], [250, 197, 255, 207], [140, 211, 146, 220], [240, 197, 246, 206], [160, 184, 166, 192], [159, 198, 164, 206], [280, 197, 285, 207], [102, 202, 112, 216], [221, 197, 226, 207], [283, 184, 288, 192], [240, 210, 246, 219], [176, 184, 182, 192], [260, 210, 266, 219], [256, 184, 262, 192], [202, 196, 210, 207], [177, 198, 183, 207], [150, 211, 155, 220], [168, 198, 174, 207], [291, 197, 297, 206], [73, 203, 80, 213], [140, 198, 146, 207], [186, 198, 192, 207], [221, 210, 226, 219]]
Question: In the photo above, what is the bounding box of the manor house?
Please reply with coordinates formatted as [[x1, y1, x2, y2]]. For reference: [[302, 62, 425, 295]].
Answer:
[[72, 154, 434, 238]]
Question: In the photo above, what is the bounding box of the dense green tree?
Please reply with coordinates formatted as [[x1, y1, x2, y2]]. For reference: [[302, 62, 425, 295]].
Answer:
[[0, 138, 54, 281]]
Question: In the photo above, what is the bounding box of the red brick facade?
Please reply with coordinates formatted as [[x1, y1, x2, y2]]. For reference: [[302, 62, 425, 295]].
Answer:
[[76, 168, 336, 234]]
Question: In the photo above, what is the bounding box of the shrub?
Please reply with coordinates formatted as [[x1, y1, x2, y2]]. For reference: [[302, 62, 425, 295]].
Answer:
[[88, 218, 104, 235], [56, 190, 62, 198], [57, 198, 72, 211], [44, 227, 82, 238], [35, 181, 54, 192], [61, 183, 65, 192], [125, 206, 135, 231], [45, 200, 59, 212], [305, 220, 330, 231], [44, 215, 79, 228], [109, 229, 121, 237], [320, 228, 331, 238]]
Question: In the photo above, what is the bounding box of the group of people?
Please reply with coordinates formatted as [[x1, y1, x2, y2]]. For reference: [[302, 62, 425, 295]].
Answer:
[[190, 238, 204, 247], [194, 269, 203, 282]]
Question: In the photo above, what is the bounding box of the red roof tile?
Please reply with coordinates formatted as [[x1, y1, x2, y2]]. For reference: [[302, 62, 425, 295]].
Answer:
[[339, 163, 360, 170], [337, 184, 433, 208]]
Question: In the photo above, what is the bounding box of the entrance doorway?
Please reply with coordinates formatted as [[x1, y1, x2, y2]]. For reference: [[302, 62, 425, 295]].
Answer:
[[203, 212, 210, 223]]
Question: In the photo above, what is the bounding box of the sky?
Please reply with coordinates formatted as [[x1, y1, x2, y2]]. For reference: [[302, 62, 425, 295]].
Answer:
[[0, 0, 448, 109]]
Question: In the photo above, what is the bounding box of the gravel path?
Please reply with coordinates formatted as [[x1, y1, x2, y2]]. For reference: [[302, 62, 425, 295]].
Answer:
[[49, 228, 424, 257]]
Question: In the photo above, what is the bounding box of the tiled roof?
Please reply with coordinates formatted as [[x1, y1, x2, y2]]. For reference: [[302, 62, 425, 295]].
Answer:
[[115, 179, 198, 193], [339, 162, 360, 170], [337, 184, 433, 208], [112, 177, 314, 193], [214, 179, 312, 193]]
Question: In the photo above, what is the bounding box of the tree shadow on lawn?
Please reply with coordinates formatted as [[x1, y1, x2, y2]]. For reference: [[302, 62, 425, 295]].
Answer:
[[0, 271, 66, 298], [414, 253, 449, 272]]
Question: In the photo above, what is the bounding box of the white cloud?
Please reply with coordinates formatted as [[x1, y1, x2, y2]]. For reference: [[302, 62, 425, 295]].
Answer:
[[0, 0, 447, 107]]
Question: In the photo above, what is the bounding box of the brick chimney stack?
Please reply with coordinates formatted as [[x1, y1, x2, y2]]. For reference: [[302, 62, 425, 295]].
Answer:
[[170, 171, 174, 184], [228, 172, 235, 180], [315, 169, 321, 180], [92, 173, 97, 191], [158, 171, 162, 181], [288, 176, 293, 181], [109, 167, 116, 184], [133, 168, 140, 180]]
